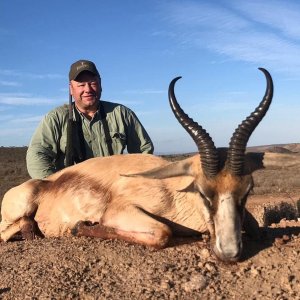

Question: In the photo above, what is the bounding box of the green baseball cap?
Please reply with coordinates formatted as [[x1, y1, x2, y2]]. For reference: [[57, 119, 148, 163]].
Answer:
[[69, 59, 100, 81]]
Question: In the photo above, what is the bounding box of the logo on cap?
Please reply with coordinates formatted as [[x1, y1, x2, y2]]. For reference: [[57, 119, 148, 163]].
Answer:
[[76, 62, 89, 71]]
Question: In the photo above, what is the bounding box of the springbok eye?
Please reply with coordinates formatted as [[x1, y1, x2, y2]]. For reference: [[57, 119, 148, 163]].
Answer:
[[239, 188, 252, 208], [238, 181, 254, 207], [199, 191, 212, 207]]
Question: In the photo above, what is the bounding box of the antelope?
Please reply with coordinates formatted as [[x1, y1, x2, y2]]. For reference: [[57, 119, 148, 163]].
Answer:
[[1, 68, 297, 262]]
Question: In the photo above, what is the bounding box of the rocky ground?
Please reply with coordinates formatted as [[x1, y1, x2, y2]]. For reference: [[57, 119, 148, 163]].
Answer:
[[0, 146, 299, 299]]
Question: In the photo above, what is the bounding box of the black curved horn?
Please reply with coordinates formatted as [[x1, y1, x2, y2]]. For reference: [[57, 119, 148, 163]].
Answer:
[[227, 68, 274, 175], [168, 77, 219, 178]]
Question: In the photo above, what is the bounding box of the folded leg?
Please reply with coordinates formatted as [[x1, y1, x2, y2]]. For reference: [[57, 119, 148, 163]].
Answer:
[[71, 205, 172, 249], [0, 179, 44, 242], [1, 216, 41, 241]]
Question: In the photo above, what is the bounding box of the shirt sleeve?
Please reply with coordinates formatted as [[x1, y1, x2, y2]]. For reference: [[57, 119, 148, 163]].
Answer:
[[26, 112, 62, 179], [125, 109, 154, 154]]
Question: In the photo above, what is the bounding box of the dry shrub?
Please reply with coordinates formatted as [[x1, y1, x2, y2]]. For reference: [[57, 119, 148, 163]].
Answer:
[[263, 201, 299, 226]]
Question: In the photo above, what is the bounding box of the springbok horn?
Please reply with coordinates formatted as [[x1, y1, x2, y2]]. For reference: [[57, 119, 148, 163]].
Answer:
[[227, 68, 274, 175], [168, 77, 219, 178]]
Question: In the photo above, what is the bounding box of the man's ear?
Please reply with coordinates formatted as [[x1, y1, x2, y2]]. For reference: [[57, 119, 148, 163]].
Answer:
[[69, 82, 74, 96], [98, 78, 102, 99]]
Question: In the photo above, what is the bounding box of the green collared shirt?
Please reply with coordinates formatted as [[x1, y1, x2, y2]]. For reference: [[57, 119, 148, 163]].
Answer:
[[26, 100, 154, 179]]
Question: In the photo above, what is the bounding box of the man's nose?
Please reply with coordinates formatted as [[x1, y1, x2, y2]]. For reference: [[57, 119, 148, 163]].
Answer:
[[84, 83, 93, 92]]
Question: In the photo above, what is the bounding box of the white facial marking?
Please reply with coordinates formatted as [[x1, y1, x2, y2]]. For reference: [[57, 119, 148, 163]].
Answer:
[[218, 193, 236, 224], [215, 192, 241, 258]]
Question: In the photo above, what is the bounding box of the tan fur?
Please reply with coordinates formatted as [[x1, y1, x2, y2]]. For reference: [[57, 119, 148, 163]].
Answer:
[[0, 154, 208, 241]]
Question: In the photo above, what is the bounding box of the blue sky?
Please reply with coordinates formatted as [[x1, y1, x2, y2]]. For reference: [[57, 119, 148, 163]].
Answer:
[[0, 0, 299, 154]]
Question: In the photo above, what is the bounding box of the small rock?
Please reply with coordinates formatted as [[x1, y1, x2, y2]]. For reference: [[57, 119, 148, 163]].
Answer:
[[274, 235, 290, 246], [182, 274, 207, 292], [282, 235, 290, 242], [250, 267, 260, 277], [160, 281, 170, 289], [205, 262, 217, 274], [199, 248, 211, 260]]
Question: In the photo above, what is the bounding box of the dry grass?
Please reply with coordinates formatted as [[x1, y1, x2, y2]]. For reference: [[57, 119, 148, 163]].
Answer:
[[252, 168, 300, 195], [0, 147, 30, 201]]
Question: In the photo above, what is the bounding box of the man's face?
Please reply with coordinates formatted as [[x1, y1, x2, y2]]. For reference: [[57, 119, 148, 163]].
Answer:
[[69, 71, 102, 111]]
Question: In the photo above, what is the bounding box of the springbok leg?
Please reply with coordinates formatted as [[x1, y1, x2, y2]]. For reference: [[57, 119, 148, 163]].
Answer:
[[0, 217, 39, 241], [20, 216, 42, 240], [71, 206, 172, 249], [0, 179, 42, 241]]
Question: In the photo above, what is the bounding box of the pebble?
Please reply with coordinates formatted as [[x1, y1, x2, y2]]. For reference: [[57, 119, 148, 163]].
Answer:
[[160, 281, 171, 289], [205, 262, 217, 274], [199, 248, 211, 260], [181, 274, 207, 292], [274, 235, 290, 246], [250, 267, 260, 277]]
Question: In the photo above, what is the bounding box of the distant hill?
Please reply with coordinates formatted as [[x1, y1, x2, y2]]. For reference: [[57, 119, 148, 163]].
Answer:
[[246, 143, 300, 154], [160, 143, 300, 161], [1, 143, 299, 158]]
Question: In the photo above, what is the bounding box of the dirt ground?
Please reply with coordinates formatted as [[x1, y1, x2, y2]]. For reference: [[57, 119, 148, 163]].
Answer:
[[0, 147, 299, 300]]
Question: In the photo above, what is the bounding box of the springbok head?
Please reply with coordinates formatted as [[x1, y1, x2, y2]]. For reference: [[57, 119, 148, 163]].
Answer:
[[168, 68, 273, 261]]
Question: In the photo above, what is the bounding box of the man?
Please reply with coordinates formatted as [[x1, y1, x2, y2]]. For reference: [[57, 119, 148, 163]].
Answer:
[[26, 59, 154, 179]]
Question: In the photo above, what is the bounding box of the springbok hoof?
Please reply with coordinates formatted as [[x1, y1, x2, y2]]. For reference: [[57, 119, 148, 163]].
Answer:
[[71, 221, 93, 236], [71, 221, 84, 236]]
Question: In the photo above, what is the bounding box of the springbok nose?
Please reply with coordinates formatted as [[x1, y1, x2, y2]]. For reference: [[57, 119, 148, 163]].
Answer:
[[216, 239, 243, 261]]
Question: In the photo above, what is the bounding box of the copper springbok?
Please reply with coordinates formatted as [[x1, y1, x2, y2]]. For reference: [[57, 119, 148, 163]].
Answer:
[[1, 68, 298, 262]]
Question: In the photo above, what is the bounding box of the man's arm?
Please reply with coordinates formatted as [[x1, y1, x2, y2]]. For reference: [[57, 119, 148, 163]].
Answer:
[[26, 144, 56, 179], [26, 112, 62, 179], [125, 109, 154, 154]]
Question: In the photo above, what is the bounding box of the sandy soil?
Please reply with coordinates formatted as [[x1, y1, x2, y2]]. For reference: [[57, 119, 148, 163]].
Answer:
[[0, 147, 299, 299]]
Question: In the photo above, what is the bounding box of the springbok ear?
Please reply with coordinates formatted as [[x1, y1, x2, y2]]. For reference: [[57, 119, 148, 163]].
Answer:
[[244, 152, 300, 174], [120, 160, 195, 192], [168, 175, 195, 192], [120, 159, 194, 179]]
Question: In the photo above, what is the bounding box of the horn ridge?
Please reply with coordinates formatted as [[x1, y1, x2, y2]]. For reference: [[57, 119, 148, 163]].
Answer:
[[227, 68, 274, 175], [168, 77, 219, 178]]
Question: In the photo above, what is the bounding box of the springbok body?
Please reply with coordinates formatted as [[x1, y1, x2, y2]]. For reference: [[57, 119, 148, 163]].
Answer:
[[0, 68, 281, 262]]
